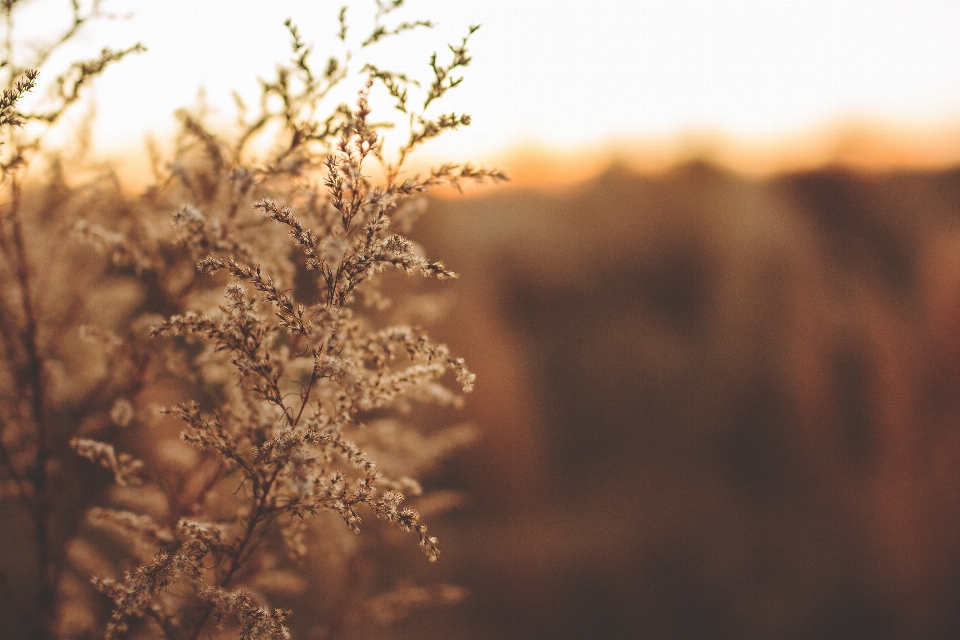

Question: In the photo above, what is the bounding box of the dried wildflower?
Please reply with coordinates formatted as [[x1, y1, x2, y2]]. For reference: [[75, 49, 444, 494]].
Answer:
[[88, 508, 175, 547], [365, 581, 468, 625], [1, 1, 503, 638], [70, 439, 144, 487], [109, 398, 135, 428], [73, 219, 154, 274]]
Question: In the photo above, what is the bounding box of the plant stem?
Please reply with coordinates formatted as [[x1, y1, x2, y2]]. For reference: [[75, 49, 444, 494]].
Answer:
[[184, 466, 282, 640]]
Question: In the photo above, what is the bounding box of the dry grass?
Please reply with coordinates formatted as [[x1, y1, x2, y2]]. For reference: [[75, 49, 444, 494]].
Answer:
[[0, 2, 503, 638]]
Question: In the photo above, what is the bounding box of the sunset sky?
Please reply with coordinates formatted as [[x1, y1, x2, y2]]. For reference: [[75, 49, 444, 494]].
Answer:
[[22, 0, 960, 182]]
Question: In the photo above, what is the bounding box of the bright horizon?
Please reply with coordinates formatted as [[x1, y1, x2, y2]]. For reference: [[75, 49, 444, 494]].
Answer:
[[18, 0, 960, 184]]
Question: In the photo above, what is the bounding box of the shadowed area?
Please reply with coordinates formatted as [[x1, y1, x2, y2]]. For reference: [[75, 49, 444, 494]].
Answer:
[[413, 160, 960, 640]]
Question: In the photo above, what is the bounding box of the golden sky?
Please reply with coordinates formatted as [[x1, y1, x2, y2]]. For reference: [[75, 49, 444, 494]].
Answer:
[[20, 0, 960, 183]]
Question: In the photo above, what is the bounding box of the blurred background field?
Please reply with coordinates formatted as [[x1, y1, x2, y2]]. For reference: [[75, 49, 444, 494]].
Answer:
[[416, 159, 960, 639]]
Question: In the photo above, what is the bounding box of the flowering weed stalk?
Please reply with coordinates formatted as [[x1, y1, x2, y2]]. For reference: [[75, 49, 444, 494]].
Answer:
[[0, 1, 504, 638]]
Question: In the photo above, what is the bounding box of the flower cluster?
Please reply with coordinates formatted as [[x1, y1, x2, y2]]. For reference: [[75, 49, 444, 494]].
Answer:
[[0, 1, 504, 638]]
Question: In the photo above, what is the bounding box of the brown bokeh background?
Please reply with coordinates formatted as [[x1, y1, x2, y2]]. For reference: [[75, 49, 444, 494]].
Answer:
[[398, 158, 960, 639]]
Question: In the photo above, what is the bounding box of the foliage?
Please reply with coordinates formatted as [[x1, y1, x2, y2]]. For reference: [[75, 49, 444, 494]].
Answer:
[[0, 1, 504, 638]]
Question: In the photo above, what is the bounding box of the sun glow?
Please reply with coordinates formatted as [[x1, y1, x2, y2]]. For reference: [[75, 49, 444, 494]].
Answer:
[[19, 0, 960, 187]]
